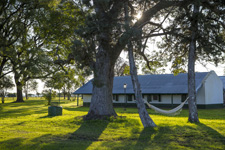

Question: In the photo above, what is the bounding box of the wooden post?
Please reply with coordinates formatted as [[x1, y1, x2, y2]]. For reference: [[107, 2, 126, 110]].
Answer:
[[77, 94, 79, 106], [59, 90, 60, 105], [171, 95, 173, 108]]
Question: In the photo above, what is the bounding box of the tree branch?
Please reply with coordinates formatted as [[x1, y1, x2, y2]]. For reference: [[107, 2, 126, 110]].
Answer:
[[113, 0, 187, 60]]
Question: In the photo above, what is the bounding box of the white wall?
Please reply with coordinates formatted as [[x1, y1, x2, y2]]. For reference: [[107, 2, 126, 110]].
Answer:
[[84, 94, 186, 104], [114, 94, 184, 104], [204, 72, 223, 104], [113, 95, 124, 103], [83, 95, 92, 102], [152, 95, 182, 104], [113, 95, 140, 103], [196, 83, 205, 104], [173, 95, 183, 104], [159, 95, 171, 104]]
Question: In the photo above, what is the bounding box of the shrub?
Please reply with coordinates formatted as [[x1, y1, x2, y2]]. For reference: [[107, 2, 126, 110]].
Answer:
[[42, 90, 57, 105]]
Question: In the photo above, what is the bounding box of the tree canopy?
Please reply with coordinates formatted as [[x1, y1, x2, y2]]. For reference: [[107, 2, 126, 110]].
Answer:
[[0, 0, 86, 102]]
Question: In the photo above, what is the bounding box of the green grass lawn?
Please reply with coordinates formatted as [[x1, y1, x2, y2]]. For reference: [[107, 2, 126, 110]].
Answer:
[[0, 98, 225, 150]]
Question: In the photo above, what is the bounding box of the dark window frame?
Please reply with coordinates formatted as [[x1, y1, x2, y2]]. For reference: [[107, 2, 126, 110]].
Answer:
[[152, 95, 158, 101], [113, 94, 119, 101], [127, 95, 132, 101], [152, 94, 161, 102], [147, 95, 152, 102], [133, 95, 136, 100], [181, 94, 187, 102]]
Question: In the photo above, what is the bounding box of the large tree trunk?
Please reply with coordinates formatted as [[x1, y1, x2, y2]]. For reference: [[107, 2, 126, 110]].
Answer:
[[16, 82, 24, 102], [24, 83, 28, 100], [128, 42, 156, 127], [25, 91, 28, 100], [64, 93, 66, 100], [67, 91, 71, 100], [14, 71, 24, 102], [188, 4, 199, 123], [1, 97, 4, 103], [63, 87, 66, 99], [85, 49, 117, 119], [123, 2, 156, 127], [188, 40, 199, 122]]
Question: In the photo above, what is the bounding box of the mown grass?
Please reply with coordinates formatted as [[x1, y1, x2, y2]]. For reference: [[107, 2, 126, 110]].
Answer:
[[0, 98, 224, 150]]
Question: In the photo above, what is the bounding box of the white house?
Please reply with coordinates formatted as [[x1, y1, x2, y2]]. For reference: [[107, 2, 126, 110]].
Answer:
[[219, 76, 225, 105], [74, 71, 224, 108]]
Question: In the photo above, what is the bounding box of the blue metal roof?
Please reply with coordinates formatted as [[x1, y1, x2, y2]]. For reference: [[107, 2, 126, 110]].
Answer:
[[74, 72, 209, 95]]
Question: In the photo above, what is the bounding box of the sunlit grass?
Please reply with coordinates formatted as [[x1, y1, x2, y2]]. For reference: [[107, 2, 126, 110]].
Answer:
[[0, 98, 224, 150]]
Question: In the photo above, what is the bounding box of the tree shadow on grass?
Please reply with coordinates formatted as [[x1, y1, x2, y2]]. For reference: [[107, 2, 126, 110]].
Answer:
[[63, 106, 89, 112], [0, 138, 24, 150], [38, 115, 56, 119], [1, 117, 224, 150], [63, 106, 140, 114], [0, 100, 49, 119], [0, 118, 109, 150], [98, 122, 225, 150], [65, 119, 109, 149], [135, 127, 158, 149], [9, 100, 46, 107], [196, 123, 225, 145], [134, 126, 179, 150], [0, 106, 48, 119]]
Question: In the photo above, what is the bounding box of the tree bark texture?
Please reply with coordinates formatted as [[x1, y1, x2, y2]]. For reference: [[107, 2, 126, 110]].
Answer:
[[16, 82, 24, 102], [85, 48, 117, 119], [1, 97, 4, 103], [188, 4, 199, 123], [67, 92, 70, 100], [128, 42, 156, 127], [25, 91, 28, 100], [14, 72, 24, 102]]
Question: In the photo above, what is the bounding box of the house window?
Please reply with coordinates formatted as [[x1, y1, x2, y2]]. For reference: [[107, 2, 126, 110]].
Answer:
[[133, 95, 136, 100], [152, 95, 161, 102], [127, 95, 132, 101], [147, 95, 152, 102], [153, 95, 158, 101], [113, 95, 119, 101], [181, 94, 187, 102]]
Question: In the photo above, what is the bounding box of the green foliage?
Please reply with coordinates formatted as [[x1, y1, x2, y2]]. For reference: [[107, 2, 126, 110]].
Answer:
[[160, 1, 225, 69], [0, 76, 14, 92], [1, 0, 85, 101], [23, 80, 38, 100], [123, 65, 130, 76], [42, 90, 57, 105], [0, 76, 14, 103], [44, 67, 85, 93], [114, 57, 129, 76], [0, 98, 225, 150], [142, 60, 166, 75]]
